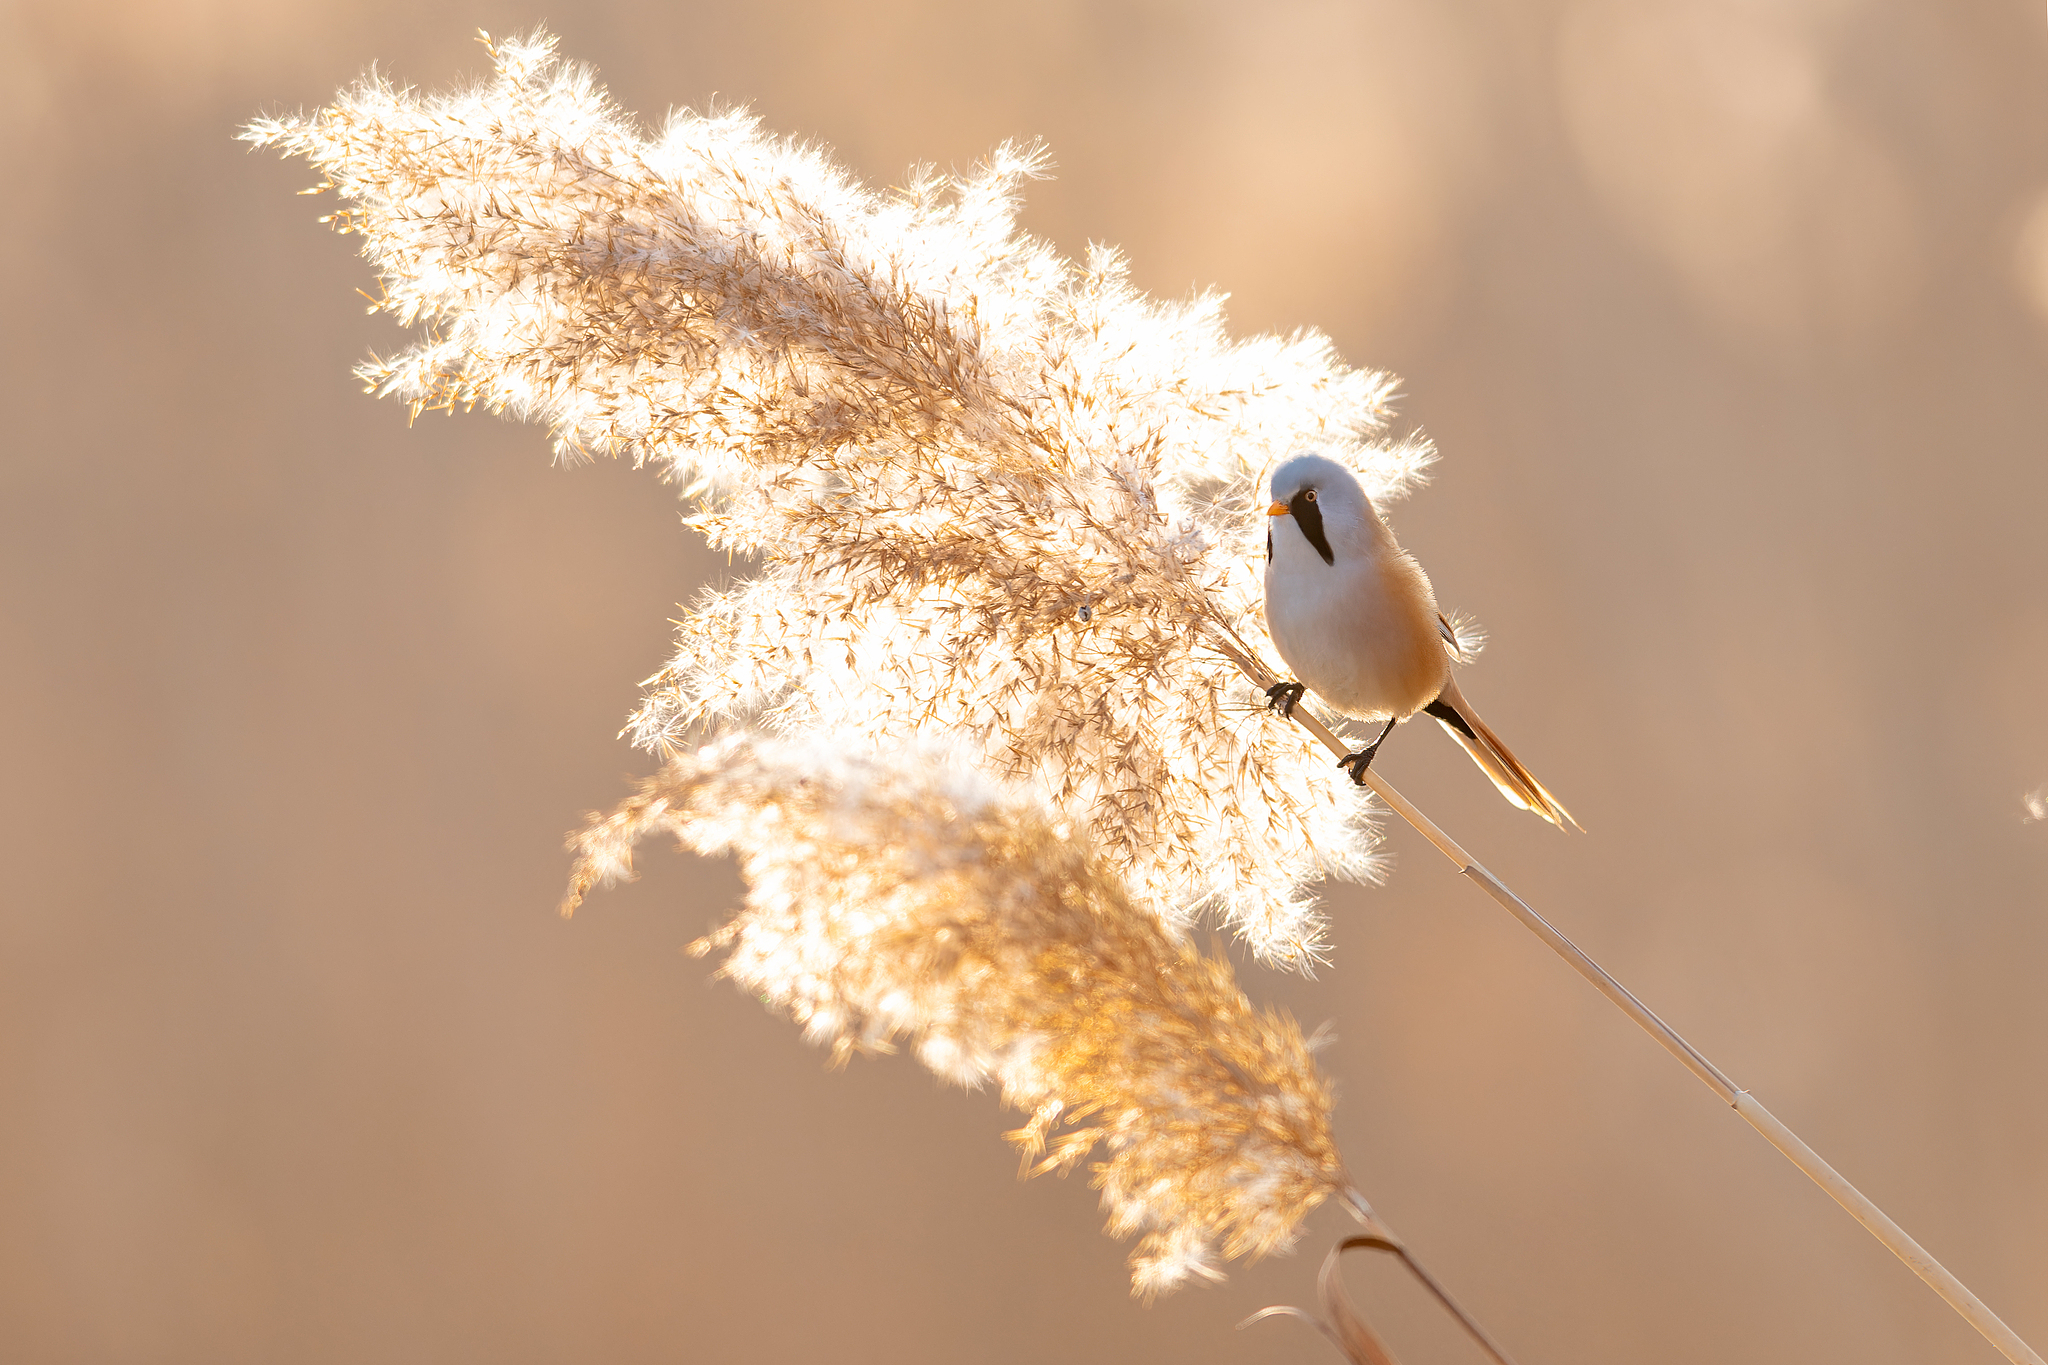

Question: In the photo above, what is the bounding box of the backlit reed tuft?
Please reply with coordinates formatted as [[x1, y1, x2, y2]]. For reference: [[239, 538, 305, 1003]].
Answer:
[[244, 28, 1439, 966], [564, 733, 1348, 1295]]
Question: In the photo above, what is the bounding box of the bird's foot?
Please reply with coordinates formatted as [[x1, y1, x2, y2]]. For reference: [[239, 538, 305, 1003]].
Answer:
[[1337, 717, 1401, 786], [1336, 745, 1383, 786], [1264, 681, 1306, 719]]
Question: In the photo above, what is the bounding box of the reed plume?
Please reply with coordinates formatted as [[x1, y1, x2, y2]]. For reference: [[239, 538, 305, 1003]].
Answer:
[[243, 29, 1439, 968], [564, 733, 1347, 1295]]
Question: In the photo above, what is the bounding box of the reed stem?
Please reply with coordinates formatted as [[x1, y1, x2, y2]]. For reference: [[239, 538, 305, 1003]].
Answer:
[[1211, 638, 2043, 1365]]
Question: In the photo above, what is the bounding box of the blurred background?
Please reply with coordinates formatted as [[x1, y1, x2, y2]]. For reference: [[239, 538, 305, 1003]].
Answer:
[[4, 1, 2046, 1361]]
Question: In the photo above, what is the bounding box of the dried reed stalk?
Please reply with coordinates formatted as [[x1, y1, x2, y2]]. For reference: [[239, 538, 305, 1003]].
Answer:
[[1243, 1227, 1518, 1365], [1212, 633, 2047, 1365]]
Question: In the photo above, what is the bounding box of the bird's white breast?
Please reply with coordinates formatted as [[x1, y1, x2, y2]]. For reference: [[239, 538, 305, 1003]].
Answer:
[[1263, 532, 1447, 720]]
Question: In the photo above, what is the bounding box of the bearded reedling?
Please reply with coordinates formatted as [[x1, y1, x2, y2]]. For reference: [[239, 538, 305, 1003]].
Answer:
[[1260, 453, 1580, 830]]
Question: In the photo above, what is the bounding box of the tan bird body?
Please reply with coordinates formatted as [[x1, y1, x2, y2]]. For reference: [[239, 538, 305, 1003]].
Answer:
[[1261, 452, 1579, 830]]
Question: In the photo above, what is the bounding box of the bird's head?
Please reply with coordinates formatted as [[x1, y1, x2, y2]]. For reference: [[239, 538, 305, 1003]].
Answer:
[[1264, 452, 1381, 568]]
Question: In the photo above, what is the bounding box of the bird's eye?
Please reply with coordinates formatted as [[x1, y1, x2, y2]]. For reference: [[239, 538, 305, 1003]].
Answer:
[[1304, 489, 1317, 502]]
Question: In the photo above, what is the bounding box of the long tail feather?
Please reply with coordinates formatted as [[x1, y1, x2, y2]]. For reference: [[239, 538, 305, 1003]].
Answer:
[[1425, 675, 1582, 832]]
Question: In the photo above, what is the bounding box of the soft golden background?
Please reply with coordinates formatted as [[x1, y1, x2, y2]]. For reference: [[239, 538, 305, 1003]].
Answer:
[[5, 1, 2046, 1361]]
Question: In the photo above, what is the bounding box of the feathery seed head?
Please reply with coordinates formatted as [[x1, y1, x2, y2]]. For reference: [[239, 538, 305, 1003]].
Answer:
[[564, 734, 1349, 1293], [246, 29, 1434, 966]]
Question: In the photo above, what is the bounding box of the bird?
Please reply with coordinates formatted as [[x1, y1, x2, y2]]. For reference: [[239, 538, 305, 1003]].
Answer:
[[1260, 451, 1580, 830]]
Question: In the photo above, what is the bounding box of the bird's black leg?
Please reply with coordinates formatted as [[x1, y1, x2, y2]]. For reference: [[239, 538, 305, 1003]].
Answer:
[[1264, 680, 1307, 719], [1337, 717, 1400, 785]]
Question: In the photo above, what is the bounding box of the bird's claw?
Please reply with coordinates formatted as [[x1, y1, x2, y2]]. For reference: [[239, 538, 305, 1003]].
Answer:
[[1264, 681, 1306, 719], [1336, 748, 1379, 786]]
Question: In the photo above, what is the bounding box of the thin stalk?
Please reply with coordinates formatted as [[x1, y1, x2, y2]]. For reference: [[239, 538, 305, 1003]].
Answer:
[[1339, 1190, 1521, 1365], [1240, 1196, 1521, 1365], [1209, 636, 2043, 1365]]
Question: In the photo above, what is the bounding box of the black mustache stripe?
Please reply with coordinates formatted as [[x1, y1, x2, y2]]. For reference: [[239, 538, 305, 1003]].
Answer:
[[1290, 490, 1335, 565]]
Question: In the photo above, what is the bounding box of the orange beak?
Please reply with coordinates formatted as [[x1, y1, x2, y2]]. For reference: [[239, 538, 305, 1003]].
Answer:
[[1266, 500, 1290, 516]]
